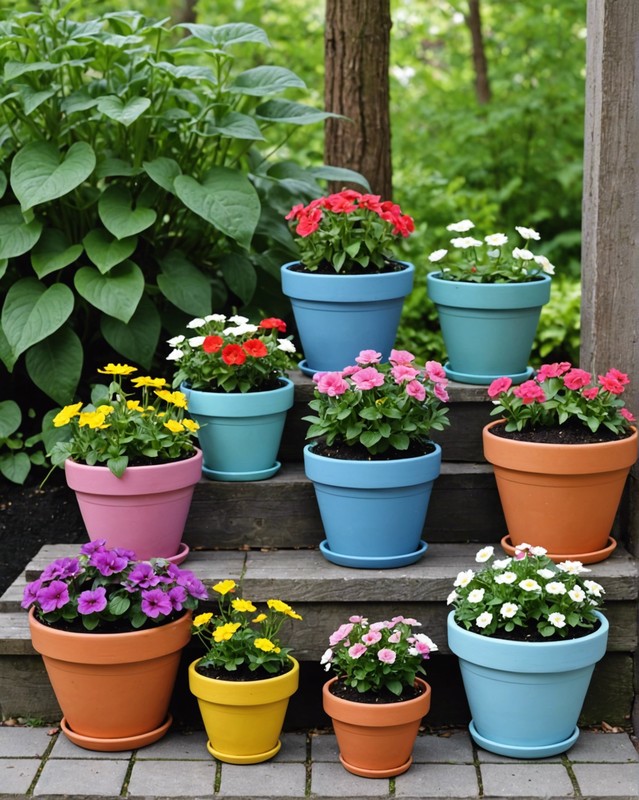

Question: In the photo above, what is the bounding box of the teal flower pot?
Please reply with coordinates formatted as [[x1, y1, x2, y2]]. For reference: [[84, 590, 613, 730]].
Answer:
[[447, 610, 608, 758], [181, 379, 294, 481], [303, 443, 441, 568], [426, 272, 551, 384], [281, 261, 414, 375]]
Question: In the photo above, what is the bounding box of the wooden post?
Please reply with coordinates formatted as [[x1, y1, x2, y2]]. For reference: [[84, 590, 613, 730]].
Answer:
[[581, 0, 639, 556]]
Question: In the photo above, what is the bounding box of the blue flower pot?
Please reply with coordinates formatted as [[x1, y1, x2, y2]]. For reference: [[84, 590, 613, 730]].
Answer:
[[303, 443, 441, 568], [281, 261, 414, 375], [447, 610, 609, 758], [181, 379, 294, 481], [426, 272, 551, 385]]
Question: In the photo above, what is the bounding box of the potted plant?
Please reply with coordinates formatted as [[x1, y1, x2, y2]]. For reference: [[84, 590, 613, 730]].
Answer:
[[426, 221, 553, 384], [321, 614, 436, 777], [281, 190, 416, 375], [168, 314, 297, 481], [21, 540, 207, 751], [188, 578, 302, 763], [303, 348, 450, 567], [447, 543, 609, 758], [484, 363, 637, 563], [49, 363, 202, 563]]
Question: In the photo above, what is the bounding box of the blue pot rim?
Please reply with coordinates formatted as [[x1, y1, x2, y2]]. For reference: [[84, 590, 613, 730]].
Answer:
[[281, 261, 414, 302], [426, 271, 551, 310], [181, 377, 294, 417]]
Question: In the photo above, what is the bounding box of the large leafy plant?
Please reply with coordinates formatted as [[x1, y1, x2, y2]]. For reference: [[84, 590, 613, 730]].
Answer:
[[0, 0, 360, 483]]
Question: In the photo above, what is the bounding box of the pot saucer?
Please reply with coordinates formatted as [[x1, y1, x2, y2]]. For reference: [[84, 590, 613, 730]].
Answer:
[[163, 542, 189, 566], [443, 363, 534, 386], [60, 714, 172, 752], [339, 753, 413, 778], [319, 540, 428, 569], [202, 462, 281, 482], [500, 534, 617, 565], [298, 359, 319, 377], [469, 720, 580, 759], [206, 738, 281, 764]]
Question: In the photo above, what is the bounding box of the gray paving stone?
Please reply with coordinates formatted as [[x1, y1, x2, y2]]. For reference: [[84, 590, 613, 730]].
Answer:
[[310, 762, 390, 796], [128, 759, 216, 798], [567, 732, 639, 762], [33, 757, 128, 797], [135, 730, 210, 760], [49, 733, 132, 759], [310, 732, 341, 762], [274, 732, 307, 762], [476, 746, 563, 764], [411, 731, 474, 763], [0, 758, 41, 795], [0, 726, 53, 758], [572, 763, 639, 798], [395, 763, 479, 797], [480, 763, 575, 798], [218, 762, 306, 796]]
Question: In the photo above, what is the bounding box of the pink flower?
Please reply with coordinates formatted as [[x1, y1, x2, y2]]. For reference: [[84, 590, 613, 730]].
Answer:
[[316, 372, 349, 396], [513, 380, 546, 404], [377, 648, 397, 664], [488, 376, 513, 398], [563, 368, 592, 390], [536, 362, 572, 381], [434, 383, 449, 402], [355, 349, 382, 365], [388, 631, 402, 644], [362, 630, 382, 645], [296, 207, 322, 237], [599, 371, 627, 395], [607, 368, 630, 386], [390, 349, 415, 366], [405, 380, 426, 401], [351, 367, 385, 390], [329, 623, 354, 646], [425, 361, 448, 384], [582, 387, 599, 400], [348, 643, 367, 659], [349, 615, 367, 623], [341, 365, 361, 377], [621, 407, 636, 422], [410, 640, 432, 656], [392, 364, 419, 383]]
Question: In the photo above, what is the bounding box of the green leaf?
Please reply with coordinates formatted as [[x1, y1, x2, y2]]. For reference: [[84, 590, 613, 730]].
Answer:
[[107, 455, 128, 478], [3, 61, 58, 80], [0, 172, 6, 200], [174, 167, 260, 250], [42, 408, 71, 456], [211, 112, 265, 141], [98, 185, 157, 239], [83, 229, 137, 273], [230, 66, 305, 96], [25, 326, 83, 406], [0, 260, 6, 279], [95, 158, 142, 179], [360, 431, 382, 448], [143, 157, 182, 192], [157, 251, 212, 316], [179, 22, 270, 47], [256, 99, 339, 125], [2, 278, 74, 360], [100, 294, 161, 370], [108, 594, 130, 615], [219, 252, 257, 304], [310, 166, 371, 192], [20, 86, 57, 115], [0, 324, 16, 372], [0, 399, 21, 437], [0, 451, 30, 484], [11, 141, 96, 211], [96, 95, 151, 126], [74, 261, 144, 323], [61, 90, 99, 115], [0, 205, 42, 259], [31, 229, 83, 278]]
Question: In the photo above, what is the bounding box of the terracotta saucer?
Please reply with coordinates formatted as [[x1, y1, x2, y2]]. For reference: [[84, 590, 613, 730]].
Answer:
[[500, 534, 617, 564], [60, 714, 172, 752]]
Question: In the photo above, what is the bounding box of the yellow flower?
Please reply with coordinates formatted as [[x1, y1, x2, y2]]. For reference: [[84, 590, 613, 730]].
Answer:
[[52, 402, 83, 427], [193, 612, 213, 627], [164, 419, 185, 433], [213, 579, 236, 596], [96, 405, 115, 416], [97, 363, 137, 376], [267, 599, 301, 619], [127, 400, 144, 412], [232, 598, 256, 613], [213, 622, 241, 642], [78, 410, 110, 429], [252, 613, 267, 623], [130, 376, 167, 389], [155, 389, 188, 408], [183, 418, 200, 432], [254, 638, 276, 652]]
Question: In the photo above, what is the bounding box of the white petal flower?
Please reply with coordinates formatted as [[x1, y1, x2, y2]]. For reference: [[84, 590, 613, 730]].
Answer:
[[413, 633, 439, 651], [493, 558, 512, 569], [186, 318, 206, 329], [223, 324, 258, 336], [451, 237, 483, 249], [500, 603, 519, 619], [475, 546, 494, 563], [205, 313, 226, 322], [545, 581, 567, 595], [475, 612, 493, 629], [584, 580, 605, 597], [568, 587, 586, 603], [277, 338, 296, 353], [529, 546, 547, 556], [556, 560, 590, 575], [519, 579, 541, 592], [485, 233, 508, 246], [447, 219, 475, 232], [188, 336, 205, 347], [512, 247, 534, 261], [454, 569, 475, 588], [494, 571, 517, 585], [548, 612, 566, 628], [446, 590, 458, 606], [166, 349, 184, 361], [537, 568, 555, 580], [468, 589, 485, 604], [534, 255, 555, 275], [167, 334, 185, 347], [229, 314, 249, 324], [515, 225, 541, 241], [428, 248, 448, 262]]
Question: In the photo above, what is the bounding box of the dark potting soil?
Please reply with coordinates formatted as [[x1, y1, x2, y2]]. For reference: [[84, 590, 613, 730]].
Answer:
[[310, 440, 436, 461], [328, 678, 425, 705], [288, 259, 407, 275], [466, 618, 602, 644], [33, 611, 186, 635], [488, 419, 632, 445], [195, 659, 294, 682]]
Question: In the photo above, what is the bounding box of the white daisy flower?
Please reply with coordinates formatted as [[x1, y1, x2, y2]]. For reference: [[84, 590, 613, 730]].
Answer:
[[450, 236, 483, 249], [519, 579, 541, 592], [428, 249, 448, 262], [188, 336, 205, 347], [556, 561, 590, 575], [475, 546, 494, 563], [545, 582, 567, 595], [568, 587, 586, 603], [537, 568, 555, 580], [166, 349, 184, 361], [548, 612, 566, 628], [277, 338, 296, 353], [447, 590, 458, 606], [512, 247, 534, 260], [446, 219, 475, 232], [515, 225, 541, 240], [500, 603, 519, 619], [494, 571, 517, 585], [533, 255, 555, 275], [529, 546, 547, 556], [454, 569, 475, 588], [485, 233, 508, 246], [476, 611, 493, 629], [186, 318, 206, 329], [468, 589, 485, 604], [493, 558, 512, 569], [205, 313, 226, 322], [229, 314, 249, 324], [583, 580, 605, 597]]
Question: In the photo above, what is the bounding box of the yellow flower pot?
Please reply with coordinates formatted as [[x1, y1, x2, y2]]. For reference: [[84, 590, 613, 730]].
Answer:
[[188, 657, 299, 763]]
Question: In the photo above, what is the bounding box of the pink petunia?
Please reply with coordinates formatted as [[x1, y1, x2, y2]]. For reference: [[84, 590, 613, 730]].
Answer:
[[582, 387, 599, 400], [599, 372, 627, 395], [621, 407, 636, 422], [316, 372, 350, 396], [607, 368, 630, 386], [405, 380, 426, 401], [389, 349, 415, 366], [513, 380, 546, 404], [425, 361, 448, 384], [377, 648, 397, 664], [355, 350, 382, 365], [434, 383, 449, 403], [488, 376, 513, 399], [536, 362, 572, 382], [563, 368, 592, 390], [348, 643, 368, 659], [392, 364, 419, 383], [351, 367, 385, 390], [362, 630, 382, 645], [341, 365, 361, 378], [329, 623, 354, 646]]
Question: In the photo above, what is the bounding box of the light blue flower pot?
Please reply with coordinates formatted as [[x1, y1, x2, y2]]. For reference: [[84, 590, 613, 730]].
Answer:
[[447, 610, 608, 758], [426, 272, 551, 385], [281, 261, 414, 375], [303, 443, 441, 568], [181, 379, 294, 481]]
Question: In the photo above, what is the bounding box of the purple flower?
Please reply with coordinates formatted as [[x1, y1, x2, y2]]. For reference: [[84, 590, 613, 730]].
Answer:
[[170, 569, 207, 600], [113, 547, 136, 561], [127, 562, 162, 589], [36, 580, 70, 613], [168, 586, 188, 611], [80, 539, 107, 555], [140, 589, 172, 618], [77, 586, 108, 615], [21, 579, 42, 609], [41, 557, 81, 581], [91, 550, 128, 576]]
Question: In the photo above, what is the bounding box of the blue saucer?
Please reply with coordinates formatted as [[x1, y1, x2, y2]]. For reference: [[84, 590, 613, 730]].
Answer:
[[444, 363, 534, 386], [298, 359, 318, 377], [319, 540, 428, 569], [469, 721, 580, 759], [202, 461, 281, 482]]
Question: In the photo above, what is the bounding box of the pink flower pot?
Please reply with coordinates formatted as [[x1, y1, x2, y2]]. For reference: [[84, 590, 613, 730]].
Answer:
[[64, 450, 202, 561]]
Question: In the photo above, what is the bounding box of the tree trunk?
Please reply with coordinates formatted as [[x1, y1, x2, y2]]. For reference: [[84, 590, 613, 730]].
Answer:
[[466, 0, 491, 104], [324, 0, 393, 198], [175, 0, 197, 25]]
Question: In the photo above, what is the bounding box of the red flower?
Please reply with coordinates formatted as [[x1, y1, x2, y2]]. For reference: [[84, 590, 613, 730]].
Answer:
[[243, 339, 268, 358], [203, 335, 224, 353], [296, 207, 323, 237], [563, 368, 592, 390], [259, 317, 287, 334], [285, 203, 305, 221], [221, 344, 246, 366], [598, 373, 626, 395], [513, 380, 547, 404]]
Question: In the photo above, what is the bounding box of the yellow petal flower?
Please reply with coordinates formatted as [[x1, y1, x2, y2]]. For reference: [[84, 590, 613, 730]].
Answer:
[[97, 363, 137, 375], [193, 612, 213, 627], [254, 638, 276, 652], [52, 402, 83, 427], [131, 376, 167, 389], [96, 405, 115, 416], [127, 400, 144, 412], [78, 410, 110, 429], [183, 418, 200, 432], [252, 613, 267, 623], [213, 579, 236, 596], [213, 622, 241, 642], [164, 419, 184, 433], [267, 599, 292, 614], [232, 598, 257, 613]]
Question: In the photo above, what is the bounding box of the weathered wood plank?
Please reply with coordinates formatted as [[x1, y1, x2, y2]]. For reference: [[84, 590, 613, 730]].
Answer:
[[0, 655, 60, 721]]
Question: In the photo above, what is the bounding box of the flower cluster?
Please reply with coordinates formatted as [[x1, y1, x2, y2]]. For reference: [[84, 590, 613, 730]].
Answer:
[[21, 541, 207, 631], [167, 314, 296, 393], [448, 544, 605, 639], [488, 363, 635, 436], [49, 364, 199, 478], [286, 189, 415, 273], [321, 615, 437, 696], [428, 220, 554, 283], [304, 349, 450, 456], [191, 579, 302, 677]]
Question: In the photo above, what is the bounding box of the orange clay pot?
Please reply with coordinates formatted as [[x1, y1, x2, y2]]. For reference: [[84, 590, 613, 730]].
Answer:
[[28, 610, 192, 751], [322, 678, 431, 778], [483, 421, 638, 563]]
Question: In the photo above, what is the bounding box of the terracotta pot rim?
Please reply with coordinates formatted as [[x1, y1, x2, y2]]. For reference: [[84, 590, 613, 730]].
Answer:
[[484, 419, 637, 449], [322, 676, 431, 726]]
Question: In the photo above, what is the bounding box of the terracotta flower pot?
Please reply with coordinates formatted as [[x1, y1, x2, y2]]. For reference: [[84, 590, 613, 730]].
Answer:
[[29, 610, 192, 751], [483, 421, 638, 562], [322, 677, 431, 777]]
